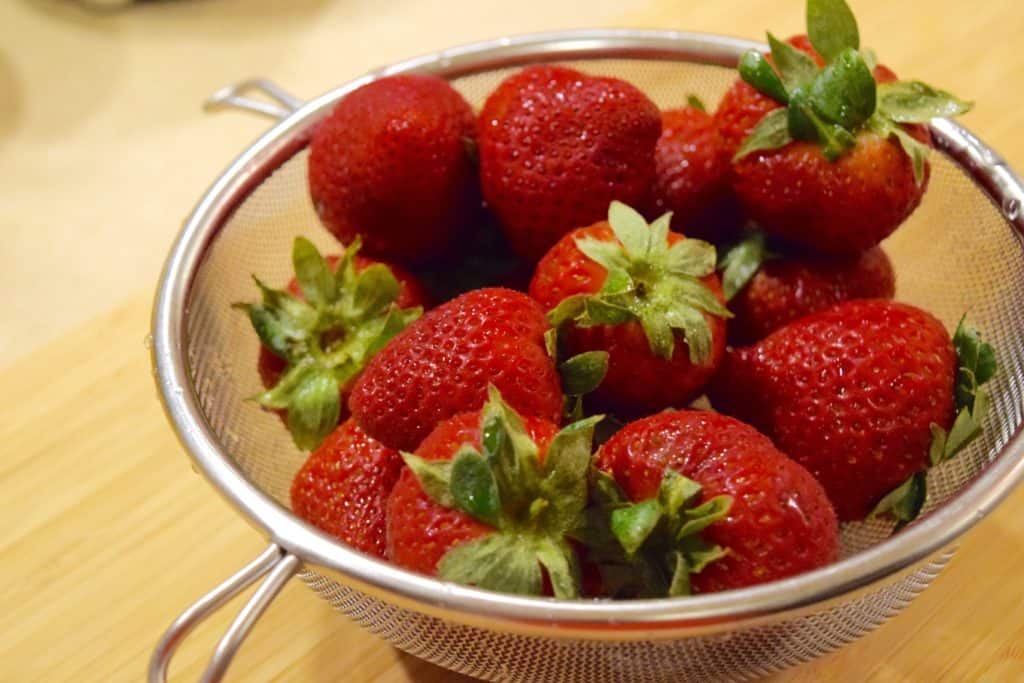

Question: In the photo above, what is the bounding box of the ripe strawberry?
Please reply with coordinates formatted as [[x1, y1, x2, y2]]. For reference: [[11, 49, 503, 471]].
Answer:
[[709, 300, 966, 521], [591, 410, 838, 595], [386, 387, 600, 598], [718, 232, 895, 345], [650, 99, 742, 242], [529, 202, 729, 417], [718, 0, 970, 255], [479, 65, 661, 261], [237, 237, 424, 450], [291, 419, 403, 558], [308, 74, 479, 264], [349, 288, 563, 451]]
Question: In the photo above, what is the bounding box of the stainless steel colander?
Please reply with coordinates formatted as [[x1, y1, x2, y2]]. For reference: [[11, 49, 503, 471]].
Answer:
[[149, 29, 1024, 683]]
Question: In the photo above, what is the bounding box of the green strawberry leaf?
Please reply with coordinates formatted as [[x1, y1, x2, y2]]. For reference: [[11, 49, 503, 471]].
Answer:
[[953, 319, 998, 409], [581, 297, 634, 326], [400, 452, 455, 508], [738, 49, 790, 104], [558, 351, 609, 396], [684, 541, 729, 574], [768, 32, 820, 90], [665, 239, 717, 278], [438, 532, 544, 596], [611, 499, 663, 557], [535, 537, 581, 599], [663, 307, 710, 364], [539, 415, 602, 534], [870, 471, 926, 530], [285, 370, 341, 451], [667, 551, 692, 597], [547, 295, 588, 329], [657, 469, 703, 517], [352, 264, 401, 318], [807, 0, 860, 62], [607, 200, 651, 257], [734, 108, 793, 161], [575, 236, 632, 273], [788, 89, 856, 160], [292, 236, 337, 307], [640, 313, 675, 360], [451, 447, 502, 527], [676, 495, 732, 540], [718, 231, 768, 301], [686, 94, 707, 112], [482, 385, 542, 516], [647, 213, 673, 259], [877, 80, 973, 124], [809, 47, 876, 130], [869, 115, 929, 185]]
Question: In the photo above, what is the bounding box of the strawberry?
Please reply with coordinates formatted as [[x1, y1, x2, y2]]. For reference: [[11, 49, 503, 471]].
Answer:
[[237, 237, 424, 450], [308, 74, 479, 265], [291, 418, 403, 558], [478, 65, 661, 261], [718, 232, 894, 344], [530, 202, 730, 417], [719, 0, 971, 255], [386, 387, 600, 598], [590, 410, 838, 595], [650, 98, 742, 242], [709, 300, 995, 523], [348, 287, 563, 452]]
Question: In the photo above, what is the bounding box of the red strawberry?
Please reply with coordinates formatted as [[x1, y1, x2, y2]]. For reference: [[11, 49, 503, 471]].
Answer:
[[258, 251, 429, 392], [529, 202, 729, 417], [349, 287, 563, 452], [308, 74, 479, 264], [718, 1, 970, 255], [291, 419, 403, 558], [650, 100, 742, 242], [479, 65, 661, 261], [592, 410, 838, 595], [718, 233, 895, 345], [386, 387, 600, 598], [237, 237, 424, 450], [709, 300, 960, 521]]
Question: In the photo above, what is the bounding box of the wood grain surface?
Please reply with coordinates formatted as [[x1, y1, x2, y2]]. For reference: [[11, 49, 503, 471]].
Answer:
[[3, 0, 1024, 681]]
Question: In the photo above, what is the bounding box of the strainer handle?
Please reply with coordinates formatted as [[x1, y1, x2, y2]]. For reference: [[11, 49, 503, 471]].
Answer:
[[203, 79, 303, 120], [148, 544, 301, 683]]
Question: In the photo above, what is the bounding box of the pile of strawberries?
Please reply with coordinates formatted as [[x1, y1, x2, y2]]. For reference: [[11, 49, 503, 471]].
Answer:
[[238, 0, 996, 599]]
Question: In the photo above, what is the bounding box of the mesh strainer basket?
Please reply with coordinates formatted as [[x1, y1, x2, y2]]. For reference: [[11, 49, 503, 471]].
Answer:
[[149, 30, 1024, 683]]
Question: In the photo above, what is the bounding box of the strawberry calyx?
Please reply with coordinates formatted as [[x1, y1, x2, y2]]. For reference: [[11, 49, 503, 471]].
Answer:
[[235, 237, 422, 451], [735, 0, 971, 182], [400, 385, 602, 598], [871, 318, 996, 528], [581, 468, 732, 598], [547, 201, 731, 364]]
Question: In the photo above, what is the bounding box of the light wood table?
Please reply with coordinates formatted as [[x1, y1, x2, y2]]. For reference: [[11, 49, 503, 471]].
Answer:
[[3, 1, 1024, 681]]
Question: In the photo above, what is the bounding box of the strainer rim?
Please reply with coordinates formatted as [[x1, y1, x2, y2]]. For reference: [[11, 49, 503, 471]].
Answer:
[[151, 28, 1024, 633]]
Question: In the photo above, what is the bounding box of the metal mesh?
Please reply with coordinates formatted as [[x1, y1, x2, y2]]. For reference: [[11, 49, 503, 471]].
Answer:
[[182, 57, 1024, 680]]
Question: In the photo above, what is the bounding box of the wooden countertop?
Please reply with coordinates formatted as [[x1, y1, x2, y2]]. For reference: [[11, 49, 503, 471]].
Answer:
[[3, 0, 1024, 680]]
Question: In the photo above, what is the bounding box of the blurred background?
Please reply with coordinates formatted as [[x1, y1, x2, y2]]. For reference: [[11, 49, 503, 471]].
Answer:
[[1, 0, 1019, 368]]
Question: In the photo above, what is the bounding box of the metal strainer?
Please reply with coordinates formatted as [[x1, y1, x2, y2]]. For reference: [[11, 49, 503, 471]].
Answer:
[[149, 30, 1024, 683]]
